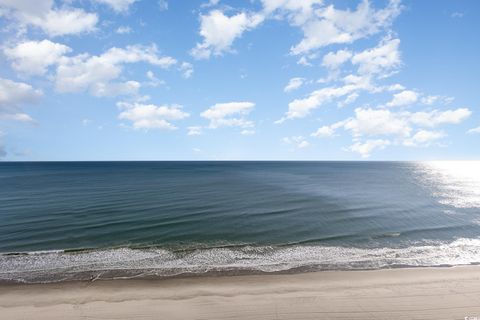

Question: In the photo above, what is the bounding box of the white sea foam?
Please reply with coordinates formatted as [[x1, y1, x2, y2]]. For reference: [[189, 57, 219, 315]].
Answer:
[[1, 238, 480, 283]]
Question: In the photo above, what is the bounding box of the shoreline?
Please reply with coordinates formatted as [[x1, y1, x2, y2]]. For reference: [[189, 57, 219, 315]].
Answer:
[[0, 262, 474, 286], [1, 266, 480, 319]]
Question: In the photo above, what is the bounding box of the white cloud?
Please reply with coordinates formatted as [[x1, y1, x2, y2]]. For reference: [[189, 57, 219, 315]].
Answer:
[[338, 92, 359, 107], [32, 9, 98, 36], [241, 129, 255, 135], [262, 0, 322, 26], [0, 0, 98, 36], [278, 74, 373, 121], [409, 108, 472, 127], [348, 139, 390, 158], [342, 107, 471, 139], [467, 127, 480, 134], [0, 77, 42, 122], [311, 125, 335, 138], [284, 77, 304, 92], [201, 101, 255, 129], [297, 56, 312, 66], [419, 95, 454, 106], [118, 101, 189, 130], [201, 0, 220, 8], [403, 130, 445, 147], [451, 12, 464, 19], [187, 126, 203, 136], [55, 45, 177, 97], [468, 126, 480, 134], [283, 135, 310, 148], [191, 0, 400, 59], [289, 0, 402, 55], [316, 106, 471, 156], [386, 90, 418, 107], [420, 95, 438, 105], [322, 49, 352, 69], [191, 10, 264, 59], [145, 70, 164, 87], [387, 83, 405, 91], [94, 0, 138, 12], [4, 40, 71, 76], [116, 26, 132, 34], [351, 37, 401, 76], [158, 0, 168, 11], [179, 62, 194, 78], [280, 36, 404, 122], [0, 0, 53, 16], [344, 107, 411, 138]]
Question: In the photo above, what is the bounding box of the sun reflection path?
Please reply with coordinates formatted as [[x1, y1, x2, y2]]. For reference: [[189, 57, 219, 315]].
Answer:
[[417, 161, 480, 209]]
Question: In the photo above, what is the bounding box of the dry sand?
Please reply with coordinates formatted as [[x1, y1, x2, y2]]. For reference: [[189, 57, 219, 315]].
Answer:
[[1, 266, 480, 319]]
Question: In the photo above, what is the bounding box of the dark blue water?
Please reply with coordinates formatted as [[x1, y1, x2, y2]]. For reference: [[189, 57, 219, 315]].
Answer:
[[1, 161, 479, 283]]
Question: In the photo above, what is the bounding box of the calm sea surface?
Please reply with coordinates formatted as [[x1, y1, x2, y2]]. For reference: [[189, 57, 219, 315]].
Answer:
[[1, 161, 479, 282]]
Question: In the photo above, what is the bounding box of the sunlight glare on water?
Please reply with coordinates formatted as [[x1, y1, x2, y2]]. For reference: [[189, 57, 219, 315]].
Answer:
[[418, 161, 480, 208]]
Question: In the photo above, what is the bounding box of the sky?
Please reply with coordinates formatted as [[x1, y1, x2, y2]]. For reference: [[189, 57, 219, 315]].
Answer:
[[0, 0, 479, 161]]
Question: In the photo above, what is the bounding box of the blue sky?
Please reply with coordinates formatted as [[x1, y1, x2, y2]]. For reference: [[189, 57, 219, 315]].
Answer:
[[0, 0, 478, 160]]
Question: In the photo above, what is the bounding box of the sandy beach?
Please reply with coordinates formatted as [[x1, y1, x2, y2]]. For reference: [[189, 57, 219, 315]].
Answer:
[[1, 266, 480, 320]]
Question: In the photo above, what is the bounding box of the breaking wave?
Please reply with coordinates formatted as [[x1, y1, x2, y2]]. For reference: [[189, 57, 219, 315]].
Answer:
[[1, 238, 480, 283]]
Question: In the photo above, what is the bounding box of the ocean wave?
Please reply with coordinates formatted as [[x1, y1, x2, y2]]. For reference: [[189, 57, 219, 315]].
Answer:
[[1, 238, 480, 283]]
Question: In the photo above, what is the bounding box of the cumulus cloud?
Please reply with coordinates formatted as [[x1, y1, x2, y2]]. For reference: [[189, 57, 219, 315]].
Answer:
[[179, 62, 194, 78], [191, 0, 400, 60], [93, 0, 138, 13], [313, 106, 471, 156], [468, 126, 480, 134], [403, 130, 445, 147], [116, 26, 132, 34], [201, 101, 255, 129], [0, 0, 98, 36], [55, 45, 176, 97], [348, 139, 390, 158], [261, 0, 323, 25], [0, 77, 42, 122], [311, 126, 335, 138], [158, 0, 168, 11], [289, 0, 402, 55], [322, 49, 352, 69], [187, 126, 203, 136], [344, 107, 471, 138], [118, 101, 189, 130], [351, 37, 401, 76], [4, 40, 71, 76], [344, 108, 411, 138], [191, 10, 264, 59], [283, 136, 310, 149], [337, 92, 359, 108], [279, 36, 403, 122], [284, 77, 304, 92], [409, 108, 471, 127], [4, 39, 184, 99], [385, 90, 418, 107], [278, 73, 373, 122], [241, 129, 255, 135]]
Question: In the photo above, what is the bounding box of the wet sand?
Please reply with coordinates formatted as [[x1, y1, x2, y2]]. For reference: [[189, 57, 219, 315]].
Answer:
[[1, 266, 480, 319]]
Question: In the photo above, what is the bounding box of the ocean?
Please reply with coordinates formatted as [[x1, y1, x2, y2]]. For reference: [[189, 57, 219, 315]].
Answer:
[[1, 161, 479, 283]]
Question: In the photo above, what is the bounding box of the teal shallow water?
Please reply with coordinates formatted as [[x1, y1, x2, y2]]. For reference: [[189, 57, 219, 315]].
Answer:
[[1, 161, 479, 282]]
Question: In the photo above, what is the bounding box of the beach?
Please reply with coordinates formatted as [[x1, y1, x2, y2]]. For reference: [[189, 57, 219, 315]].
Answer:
[[1, 266, 480, 320]]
